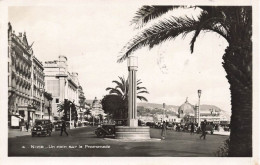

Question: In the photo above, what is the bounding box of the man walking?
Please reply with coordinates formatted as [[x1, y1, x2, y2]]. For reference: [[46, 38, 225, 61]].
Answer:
[[200, 120, 207, 140], [190, 123, 195, 135], [161, 121, 167, 140], [60, 120, 68, 136], [25, 122, 29, 132]]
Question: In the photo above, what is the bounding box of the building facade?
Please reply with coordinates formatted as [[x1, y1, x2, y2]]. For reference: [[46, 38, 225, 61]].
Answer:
[[43, 92, 53, 120], [44, 56, 80, 118], [8, 23, 48, 126], [90, 97, 105, 120], [31, 56, 45, 119]]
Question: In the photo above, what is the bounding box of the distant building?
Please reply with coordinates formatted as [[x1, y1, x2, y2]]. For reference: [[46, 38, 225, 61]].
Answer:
[[77, 86, 86, 122], [43, 56, 80, 118], [178, 98, 230, 124], [90, 97, 105, 119]]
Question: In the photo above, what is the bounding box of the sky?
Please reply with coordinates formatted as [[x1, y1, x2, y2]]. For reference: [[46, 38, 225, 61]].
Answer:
[[8, 4, 231, 113]]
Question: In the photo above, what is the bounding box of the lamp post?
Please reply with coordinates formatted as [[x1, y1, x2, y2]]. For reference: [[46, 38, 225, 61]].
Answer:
[[39, 88, 45, 119], [69, 102, 72, 129], [163, 103, 166, 122], [127, 56, 138, 127], [198, 89, 202, 127]]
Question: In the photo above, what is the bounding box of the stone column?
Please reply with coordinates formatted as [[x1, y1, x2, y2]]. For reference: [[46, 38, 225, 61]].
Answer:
[[128, 56, 138, 127]]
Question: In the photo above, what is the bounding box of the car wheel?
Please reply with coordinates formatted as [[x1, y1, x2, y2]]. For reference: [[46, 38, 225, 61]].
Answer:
[[107, 127, 115, 135], [96, 130, 105, 138], [32, 134, 34, 137]]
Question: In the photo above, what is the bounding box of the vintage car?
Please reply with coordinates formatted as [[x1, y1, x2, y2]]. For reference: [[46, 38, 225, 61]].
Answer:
[[53, 120, 63, 131], [31, 119, 53, 137], [95, 124, 115, 138], [196, 124, 214, 135]]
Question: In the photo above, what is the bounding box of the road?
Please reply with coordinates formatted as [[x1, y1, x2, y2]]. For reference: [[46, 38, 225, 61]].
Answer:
[[8, 127, 228, 157]]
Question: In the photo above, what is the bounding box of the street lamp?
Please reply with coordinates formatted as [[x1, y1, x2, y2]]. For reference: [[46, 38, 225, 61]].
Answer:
[[127, 56, 138, 127], [39, 88, 45, 119], [70, 102, 72, 129], [198, 89, 202, 127], [163, 103, 166, 122]]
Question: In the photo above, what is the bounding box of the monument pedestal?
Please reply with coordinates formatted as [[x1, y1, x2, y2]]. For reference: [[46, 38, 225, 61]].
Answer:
[[128, 119, 138, 127], [115, 126, 150, 139]]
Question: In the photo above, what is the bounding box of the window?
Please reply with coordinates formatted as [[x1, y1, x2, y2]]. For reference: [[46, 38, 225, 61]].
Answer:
[[56, 98, 59, 103]]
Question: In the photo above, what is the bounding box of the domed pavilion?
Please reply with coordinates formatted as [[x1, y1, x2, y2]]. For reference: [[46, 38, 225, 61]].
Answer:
[[178, 97, 197, 123], [90, 97, 106, 121]]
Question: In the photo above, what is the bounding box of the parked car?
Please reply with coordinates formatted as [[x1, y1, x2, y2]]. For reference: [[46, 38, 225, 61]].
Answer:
[[95, 124, 115, 138], [146, 122, 155, 128], [82, 121, 89, 126], [31, 119, 53, 137], [53, 120, 63, 131], [167, 123, 174, 130], [196, 124, 214, 134]]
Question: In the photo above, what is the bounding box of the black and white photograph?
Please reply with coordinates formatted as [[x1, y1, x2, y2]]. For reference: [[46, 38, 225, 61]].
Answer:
[[0, 0, 259, 164]]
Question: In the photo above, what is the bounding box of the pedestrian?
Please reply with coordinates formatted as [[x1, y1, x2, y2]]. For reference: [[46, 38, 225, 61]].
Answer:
[[74, 121, 77, 128], [25, 122, 29, 132], [200, 120, 207, 140], [161, 121, 167, 140], [190, 123, 195, 135], [60, 120, 69, 136]]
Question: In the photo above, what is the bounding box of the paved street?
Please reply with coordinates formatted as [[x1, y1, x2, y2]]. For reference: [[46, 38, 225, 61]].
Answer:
[[8, 127, 228, 157]]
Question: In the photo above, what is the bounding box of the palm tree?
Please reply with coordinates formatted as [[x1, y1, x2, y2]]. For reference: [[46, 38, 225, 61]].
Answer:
[[84, 109, 91, 121], [118, 6, 252, 157], [105, 76, 149, 118], [106, 76, 149, 102]]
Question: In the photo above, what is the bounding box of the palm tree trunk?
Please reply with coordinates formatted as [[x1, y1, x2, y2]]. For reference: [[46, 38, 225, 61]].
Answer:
[[222, 41, 252, 157]]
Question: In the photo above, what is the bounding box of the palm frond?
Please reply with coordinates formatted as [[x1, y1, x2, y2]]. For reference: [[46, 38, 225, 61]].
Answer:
[[137, 86, 147, 91], [137, 96, 148, 102], [137, 80, 143, 86], [106, 87, 115, 91], [118, 16, 199, 62], [131, 6, 177, 29], [107, 88, 124, 97], [189, 11, 229, 53], [137, 90, 149, 94]]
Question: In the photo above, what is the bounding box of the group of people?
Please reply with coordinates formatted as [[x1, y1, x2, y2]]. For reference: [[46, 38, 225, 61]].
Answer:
[[161, 120, 208, 140]]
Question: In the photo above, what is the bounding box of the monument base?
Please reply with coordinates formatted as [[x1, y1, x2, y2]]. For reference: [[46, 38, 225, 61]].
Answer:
[[128, 119, 138, 127], [115, 126, 150, 139]]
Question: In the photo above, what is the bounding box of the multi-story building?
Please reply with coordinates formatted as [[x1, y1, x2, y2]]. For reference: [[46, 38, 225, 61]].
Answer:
[[8, 23, 34, 125], [8, 23, 47, 126], [77, 86, 86, 122], [44, 56, 80, 118], [31, 56, 45, 119]]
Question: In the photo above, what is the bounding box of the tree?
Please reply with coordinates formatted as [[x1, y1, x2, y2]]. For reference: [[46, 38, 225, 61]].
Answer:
[[102, 76, 149, 119], [118, 6, 252, 156], [101, 95, 126, 119], [84, 109, 91, 121], [57, 99, 78, 121]]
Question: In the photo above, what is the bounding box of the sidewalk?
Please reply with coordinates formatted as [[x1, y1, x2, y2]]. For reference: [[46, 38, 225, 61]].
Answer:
[[8, 128, 31, 138], [214, 131, 230, 136]]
